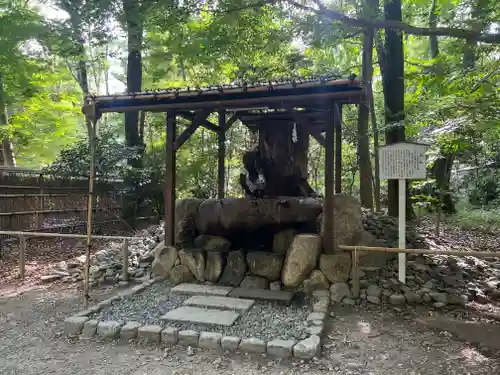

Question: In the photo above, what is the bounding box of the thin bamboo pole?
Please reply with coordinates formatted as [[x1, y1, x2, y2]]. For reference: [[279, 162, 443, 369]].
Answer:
[[339, 245, 500, 258], [0, 230, 146, 240], [0, 208, 118, 217], [84, 116, 97, 308], [19, 234, 26, 281]]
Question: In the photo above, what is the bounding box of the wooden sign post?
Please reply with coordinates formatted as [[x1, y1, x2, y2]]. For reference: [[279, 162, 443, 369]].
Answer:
[[379, 142, 428, 283]]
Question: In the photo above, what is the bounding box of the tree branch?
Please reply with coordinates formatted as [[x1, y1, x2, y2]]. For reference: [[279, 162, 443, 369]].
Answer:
[[222, 0, 500, 44]]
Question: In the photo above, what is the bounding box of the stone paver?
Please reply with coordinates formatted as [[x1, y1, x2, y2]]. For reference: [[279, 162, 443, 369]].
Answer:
[[293, 334, 320, 359], [138, 325, 162, 343], [267, 339, 295, 358], [161, 327, 179, 344], [306, 312, 325, 323], [184, 295, 254, 312], [81, 319, 98, 338], [171, 283, 233, 296], [178, 330, 199, 346], [120, 321, 142, 340], [97, 321, 122, 339], [239, 337, 267, 353], [228, 288, 293, 304], [64, 316, 88, 336], [198, 332, 223, 350], [161, 306, 240, 326], [221, 336, 241, 351]]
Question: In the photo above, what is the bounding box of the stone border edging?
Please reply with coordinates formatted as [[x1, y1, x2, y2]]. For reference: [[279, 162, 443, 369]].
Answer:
[[64, 281, 329, 360]]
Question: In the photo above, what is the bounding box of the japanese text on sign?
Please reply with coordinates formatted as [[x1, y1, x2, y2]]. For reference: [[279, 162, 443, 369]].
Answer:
[[379, 143, 427, 180]]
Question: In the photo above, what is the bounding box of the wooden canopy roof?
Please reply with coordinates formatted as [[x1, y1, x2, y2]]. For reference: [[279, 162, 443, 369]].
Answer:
[[83, 74, 364, 117]]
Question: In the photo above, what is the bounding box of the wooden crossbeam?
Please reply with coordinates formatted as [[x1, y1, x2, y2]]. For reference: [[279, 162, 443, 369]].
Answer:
[[174, 110, 210, 150], [178, 111, 219, 133], [224, 112, 243, 133]]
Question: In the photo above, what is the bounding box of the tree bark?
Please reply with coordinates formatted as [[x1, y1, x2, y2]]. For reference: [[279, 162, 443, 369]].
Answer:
[[463, 0, 490, 69], [357, 27, 374, 209], [241, 122, 315, 197], [432, 154, 455, 213], [123, 0, 144, 167], [0, 72, 16, 166], [383, 0, 406, 217], [428, 0, 439, 59]]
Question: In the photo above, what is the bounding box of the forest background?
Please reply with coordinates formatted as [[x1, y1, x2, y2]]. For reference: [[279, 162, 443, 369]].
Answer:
[[0, 0, 499, 228]]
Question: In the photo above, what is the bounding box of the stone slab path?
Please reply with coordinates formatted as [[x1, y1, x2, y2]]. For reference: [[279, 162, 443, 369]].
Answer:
[[183, 295, 255, 312], [229, 288, 294, 304], [161, 306, 240, 326], [171, 283, 233, 296]]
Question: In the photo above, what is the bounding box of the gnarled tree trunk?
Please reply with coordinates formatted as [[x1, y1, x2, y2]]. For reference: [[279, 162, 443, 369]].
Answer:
[[242, 122, 316, 197]]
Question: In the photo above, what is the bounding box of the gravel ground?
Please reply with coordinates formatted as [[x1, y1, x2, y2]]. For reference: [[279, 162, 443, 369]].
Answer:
[[2, 283, 500, 375], [92, 282, 311, 341]]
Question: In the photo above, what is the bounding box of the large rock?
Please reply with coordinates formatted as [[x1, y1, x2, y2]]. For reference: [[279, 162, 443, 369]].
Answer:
[[303, 270, 330, 293], [194, 235, 231, 252], [179, 249, 205, 282], [151, 243, 178, 279], [175, 199, 203, 244], [195, 198, 322, 234], [281, 234, 322, 288], [219, 250, 247, 287], [319, 253, 351, 283], [317, 194, 364, 253], [240, 275, 269, 289], [168, 265, 195, 285], [330, 282, 352, 303], [204, 251, 224, 283], [273, 229, 297, 254], [246, 252, 283, 281]]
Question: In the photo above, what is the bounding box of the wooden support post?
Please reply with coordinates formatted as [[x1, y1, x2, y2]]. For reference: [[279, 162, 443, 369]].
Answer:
[[19, 234, 26, 281], [37, 174, 44, 229], [323, 106, 335, 254], [165, 110, 176, 246], [334, 104, 342, 193], [218, 110, 226, 199], [122, 238, 129, 282]]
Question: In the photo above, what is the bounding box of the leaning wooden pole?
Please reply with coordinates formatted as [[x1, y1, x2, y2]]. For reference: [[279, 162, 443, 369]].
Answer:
[[84, 115, 97, 307]]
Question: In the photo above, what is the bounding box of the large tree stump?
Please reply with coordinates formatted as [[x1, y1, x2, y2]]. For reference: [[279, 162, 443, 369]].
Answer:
[[240, 121, 316, 198]]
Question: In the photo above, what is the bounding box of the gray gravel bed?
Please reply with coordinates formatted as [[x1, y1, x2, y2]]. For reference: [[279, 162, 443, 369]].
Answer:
[[90, 282, 312, 341], [91, 282, 189, 324]]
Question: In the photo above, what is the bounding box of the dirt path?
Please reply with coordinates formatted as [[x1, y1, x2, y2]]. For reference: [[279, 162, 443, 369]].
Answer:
[[1, 284, 499, 375]]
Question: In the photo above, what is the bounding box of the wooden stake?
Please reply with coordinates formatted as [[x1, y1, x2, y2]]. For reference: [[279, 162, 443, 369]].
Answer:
[[84, 116, 98, 308], [351, 248, 359, 298], [122, 238, 129, 282], [19, 234, 26, 281]]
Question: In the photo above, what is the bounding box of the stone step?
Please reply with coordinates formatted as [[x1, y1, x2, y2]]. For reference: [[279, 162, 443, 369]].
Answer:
[[184, 295, 255, 312], [161, 306, 240, 326], [228, 288, 294, 304], [170, 283, 233, 296]]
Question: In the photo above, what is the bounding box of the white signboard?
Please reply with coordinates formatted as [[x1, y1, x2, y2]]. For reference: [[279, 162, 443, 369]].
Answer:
[[379, 142, 427, 180]]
